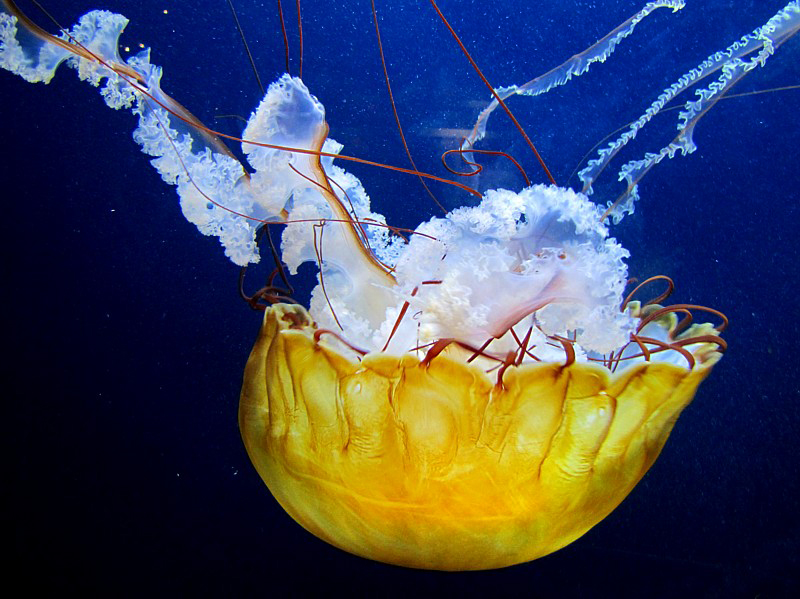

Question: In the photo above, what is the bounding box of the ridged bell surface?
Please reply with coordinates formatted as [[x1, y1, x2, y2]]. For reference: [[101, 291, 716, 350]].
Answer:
[[239, 304, 719, 570]]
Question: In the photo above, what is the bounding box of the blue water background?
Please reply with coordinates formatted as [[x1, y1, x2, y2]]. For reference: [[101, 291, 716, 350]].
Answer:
[[3, 0, 799, 595]]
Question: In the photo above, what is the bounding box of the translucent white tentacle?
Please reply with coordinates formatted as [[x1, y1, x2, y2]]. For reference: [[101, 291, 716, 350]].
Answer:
[[461, 1, 686, 152], [580, 1, 800, 223]]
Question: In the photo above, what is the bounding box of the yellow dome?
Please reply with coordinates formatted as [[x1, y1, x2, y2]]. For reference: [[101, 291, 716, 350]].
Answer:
[[240, 304, 721, 570]]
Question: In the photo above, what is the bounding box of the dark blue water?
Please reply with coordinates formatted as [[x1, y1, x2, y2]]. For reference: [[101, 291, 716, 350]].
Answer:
[[3, 1, 798, 595]]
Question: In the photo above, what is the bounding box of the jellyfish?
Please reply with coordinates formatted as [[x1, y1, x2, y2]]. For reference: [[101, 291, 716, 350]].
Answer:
[[1, 0, 798, 571]]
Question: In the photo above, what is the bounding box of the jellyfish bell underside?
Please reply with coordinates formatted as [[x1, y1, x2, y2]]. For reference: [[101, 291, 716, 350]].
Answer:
[[3, 0, 797, 571]]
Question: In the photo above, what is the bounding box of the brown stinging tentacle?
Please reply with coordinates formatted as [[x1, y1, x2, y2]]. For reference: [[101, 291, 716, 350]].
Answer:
[[638, 303, 729, 334], [630, 335, 695, 369], [275, 0, 290, 74], [295, 0, 303, 78], [314, 329, 368, 356], [371, 0, 448, 215], [494, 352, 517, 390], [226, 0, 265, 96], [381, 287, 419, 353], [442, 146, 531, 187], [427, 0, 557, 186], [312, 220, 343, 331], [239, 225, 298, 310], [622, 275, 675, 310], [550, 335, 577, 367], [420, 338, 454, 368]]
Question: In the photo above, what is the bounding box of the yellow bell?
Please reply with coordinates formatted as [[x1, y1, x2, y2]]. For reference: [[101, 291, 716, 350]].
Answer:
[[240, 304, 720, 571]]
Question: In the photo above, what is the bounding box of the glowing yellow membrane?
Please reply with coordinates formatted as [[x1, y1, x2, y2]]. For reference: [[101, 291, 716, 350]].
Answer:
[[240, 304, 721, 571]]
